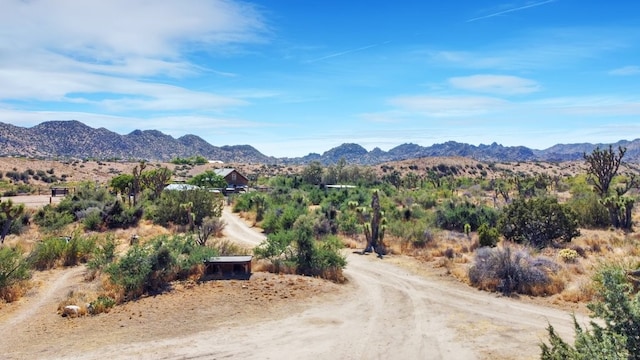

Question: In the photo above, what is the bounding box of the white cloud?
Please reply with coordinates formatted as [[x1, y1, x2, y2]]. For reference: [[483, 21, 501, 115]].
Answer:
[[388, 95, 508, 117], [533, 96, 640, 116], [0, 0, 267, 60], [0, 0, 269, 114], [426, 27, 638, 71], [448, 74, 540, 95], [609, 66, 640, 76]]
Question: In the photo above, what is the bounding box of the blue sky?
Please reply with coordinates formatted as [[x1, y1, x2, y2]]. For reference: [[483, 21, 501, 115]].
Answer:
[[1, 0, 640, 157]]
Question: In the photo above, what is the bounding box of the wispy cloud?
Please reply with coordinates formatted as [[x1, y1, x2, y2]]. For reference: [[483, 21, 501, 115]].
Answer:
[[448, 74, 541, 95], [0, 0, 269, 115], [467, 0, 556, 22], [306, 41, 391, 63], [426, 26, 636, 71], [388, 95, 509, 117], [609, 65, 640, 76]]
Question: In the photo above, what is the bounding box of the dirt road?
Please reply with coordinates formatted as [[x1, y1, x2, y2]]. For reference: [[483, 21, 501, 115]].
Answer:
[[0, 209, 587, 359]]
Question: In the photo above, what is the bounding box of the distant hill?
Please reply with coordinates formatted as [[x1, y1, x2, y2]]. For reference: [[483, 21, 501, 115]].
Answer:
[[0, 120, 275, 163], [0, 120, 638, 164]]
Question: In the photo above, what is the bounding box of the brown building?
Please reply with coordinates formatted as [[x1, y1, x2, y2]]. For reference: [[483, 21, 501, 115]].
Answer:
[[213, 168, 249, 188]]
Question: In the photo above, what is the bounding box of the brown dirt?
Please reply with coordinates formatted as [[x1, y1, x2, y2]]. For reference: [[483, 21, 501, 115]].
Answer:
[[0, 209, 591, 360]]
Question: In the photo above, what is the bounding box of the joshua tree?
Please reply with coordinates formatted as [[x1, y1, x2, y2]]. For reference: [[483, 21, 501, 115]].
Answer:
[[584, 146, 638, 230], [584, 145, 626, 198], [354, 190, 386, 258], [0, 200, 24, 244]]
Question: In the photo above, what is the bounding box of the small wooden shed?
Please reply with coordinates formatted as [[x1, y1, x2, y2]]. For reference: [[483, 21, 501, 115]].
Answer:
[[203, 255, 253, 280], [213, 168, 249, 188]]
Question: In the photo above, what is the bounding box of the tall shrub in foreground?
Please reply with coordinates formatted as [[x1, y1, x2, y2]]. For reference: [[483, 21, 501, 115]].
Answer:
[[0, 246, 31, 302], [540, 265, 639, 359]]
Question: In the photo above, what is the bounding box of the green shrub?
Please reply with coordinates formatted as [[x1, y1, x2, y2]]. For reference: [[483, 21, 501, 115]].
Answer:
[[566, 192, 610, 228], [30, 234, 96, 270], [106, 235, 218, 301], [498, 197, 579, 248], [106, 246, 152, 300], [88, 235, 117, 271], [150, 189, 222, 228], [478, 223, 500, 247], [30, 237, 67, 270], [589, 265, 640, 358], [89, 295, 116, 315], [254, 230, 296, 272], [103, 201, 142, 229], [254, 216, 346, 281], [540, 265, 638, 359], [83, 209, 103, 231], [435, 200, 497, 232], [0, 246, 31, 302], [33, 205, 75, 232], [62, 235, 96, 266]]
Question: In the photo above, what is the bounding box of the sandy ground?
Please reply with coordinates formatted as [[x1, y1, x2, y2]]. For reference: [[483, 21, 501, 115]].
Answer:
[[1, 194, 62, 208], [0, 207, 590, 360]]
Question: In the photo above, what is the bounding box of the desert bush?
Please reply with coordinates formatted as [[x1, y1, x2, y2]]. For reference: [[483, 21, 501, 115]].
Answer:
[[435, 200, 497, 232], [337, 211, 359, 236], [30, 234, 96, 270], [498, 197, 579, 248], [566, 192, 610, 228], [589, 265, 640, 358], [261, 203, 306, 234], [254, 230, 296, 272], [82, 208, 103, 231], [106, 235, 218, 301], [62, 234, 96, 266], [478, 223, 500, 247], [89, 295, 116, 314], [87, 235, 117, 271], [106, 246, 153, 300], [103, 200, 143, 229], [540, 264, 640, 359], [30, 237, 67, 270], [558, 249, 579, 263], [150, 189, 223, 228], [195, 216, 226, 246], [468, 246, 560, 296], [254, 216, 346, 281], [0, 246, 31, 302], [33, 205, 75, 232], [313, 235, 347, 282]]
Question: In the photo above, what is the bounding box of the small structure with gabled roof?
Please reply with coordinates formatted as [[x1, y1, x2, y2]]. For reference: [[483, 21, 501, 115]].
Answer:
[[213, 168, 249, 188]]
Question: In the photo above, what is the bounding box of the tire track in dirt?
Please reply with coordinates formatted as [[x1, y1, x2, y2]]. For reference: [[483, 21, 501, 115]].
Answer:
[[46, 211, 587, 359], [0, 266, 86, 342]]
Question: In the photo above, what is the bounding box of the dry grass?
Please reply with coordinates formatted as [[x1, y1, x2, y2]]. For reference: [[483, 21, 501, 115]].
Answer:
[[57, 290, 92, 317], [0, 280, 31, 304]]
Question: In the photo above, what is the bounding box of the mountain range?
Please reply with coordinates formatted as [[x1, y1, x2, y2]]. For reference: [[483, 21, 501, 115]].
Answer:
[[1, 120, 639, 164]]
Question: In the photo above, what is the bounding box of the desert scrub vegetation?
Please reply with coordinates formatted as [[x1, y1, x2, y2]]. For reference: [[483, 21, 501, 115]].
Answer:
[[541, 264, 640, 359], [468, 246, 563, 296], [498, 197, 580, 248], [0, 246, 31, 302], [105, 234, 218, 302], [254, 215, 346, 282], [30, 233, 97, 270]]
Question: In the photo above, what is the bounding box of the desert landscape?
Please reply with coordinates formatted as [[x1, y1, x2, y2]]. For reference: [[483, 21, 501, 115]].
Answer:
[[2, 156, 632, 359], [0, 204, 590, 360]]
